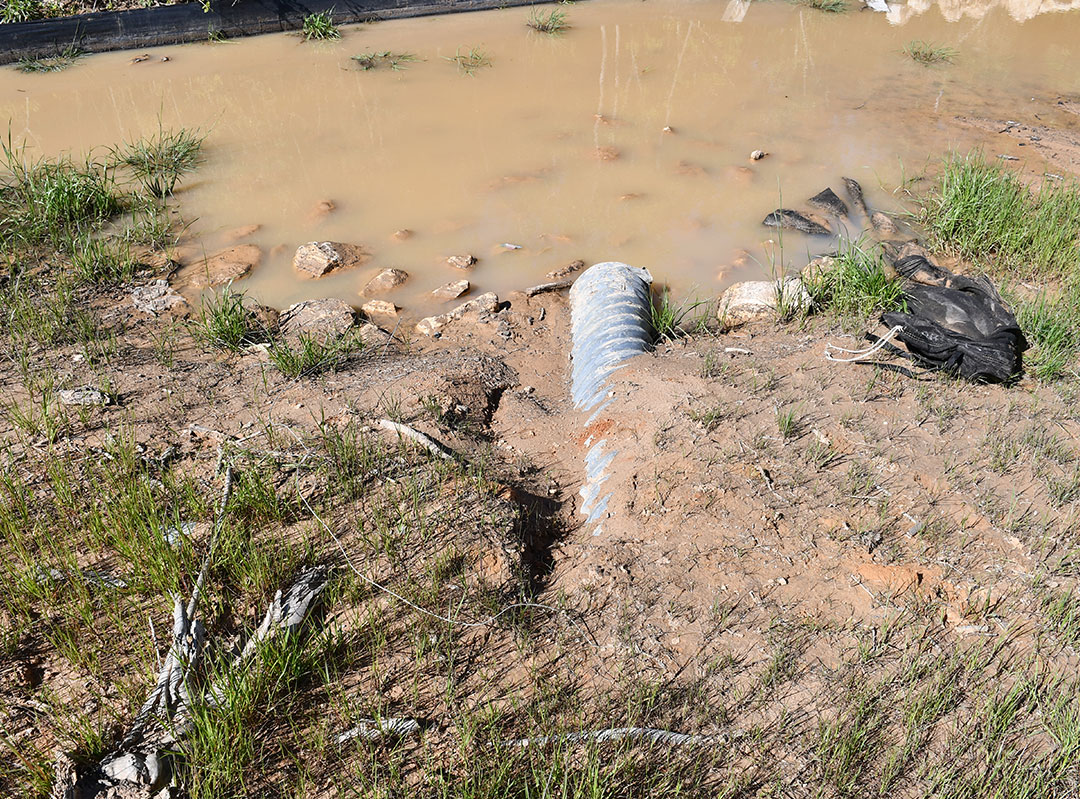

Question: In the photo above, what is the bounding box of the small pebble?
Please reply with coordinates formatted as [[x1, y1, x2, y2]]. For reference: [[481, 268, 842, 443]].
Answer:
[[750, 150, 767, 161]]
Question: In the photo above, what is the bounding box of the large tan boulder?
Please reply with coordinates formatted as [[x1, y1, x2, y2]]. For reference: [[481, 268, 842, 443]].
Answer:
[[717, 278, 810, 327]]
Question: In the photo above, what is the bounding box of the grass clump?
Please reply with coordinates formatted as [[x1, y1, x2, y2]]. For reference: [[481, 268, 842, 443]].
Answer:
[[904, 40, 958, 66], [14, 45, 82, 73], [111, 125, 205, 199], [795, 0, 848, 12], [268, 331, 364, 378], [70, 236, 138, 285], [1014, 285, 1080, 381], [351, 51, 418, 71], [1, 0, 50, 23], [301, 9, 339, 41], [803, 242, 905, 328], [0, 139, 121, 250], [527, 9, 569, 34], [918, 152, 1080, 281], [190, 286, 264, 352], [444, 46, 491, 75], [651, 288, 708, 341]]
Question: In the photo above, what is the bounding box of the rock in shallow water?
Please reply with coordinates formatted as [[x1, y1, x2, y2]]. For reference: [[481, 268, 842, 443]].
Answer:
[[762, 209, 831, 236], [432, 279, 470, 300], [294, 241, 370, 278], [363, 268, 409, 295]]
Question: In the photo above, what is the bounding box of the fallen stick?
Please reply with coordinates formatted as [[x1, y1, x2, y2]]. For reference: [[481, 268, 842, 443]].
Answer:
[[378, 419, 454, 460], [207, 565, 328, 708]]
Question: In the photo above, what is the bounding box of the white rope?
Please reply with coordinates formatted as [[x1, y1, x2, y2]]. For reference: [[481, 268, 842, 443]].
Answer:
[[509, 727, 723, 748], [824, 325, 904, 363]]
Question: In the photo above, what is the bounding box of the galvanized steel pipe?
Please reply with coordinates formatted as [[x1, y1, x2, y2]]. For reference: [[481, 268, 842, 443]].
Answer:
[[569, 262, 654, 534]]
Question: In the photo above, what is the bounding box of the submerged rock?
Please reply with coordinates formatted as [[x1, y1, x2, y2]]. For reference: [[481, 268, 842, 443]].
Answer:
[[175, 244, 261, 289], [546, 259, 586, 280], [717, 278, 810, 327], [362, 268, 409, 295], [222, 223, 261, 242], [279, 298, 356, 340], [843, 177, 869, 217], [871, 212, 898, 237], [446, 254, 477, 270], [762, 209, 831, 236], [293, 241, 370, 279], [807, 187, 849, 217], [432, 279, 470, 301]]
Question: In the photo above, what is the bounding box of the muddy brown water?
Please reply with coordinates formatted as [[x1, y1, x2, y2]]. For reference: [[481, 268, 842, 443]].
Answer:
[[2, 0, 1079, 315]]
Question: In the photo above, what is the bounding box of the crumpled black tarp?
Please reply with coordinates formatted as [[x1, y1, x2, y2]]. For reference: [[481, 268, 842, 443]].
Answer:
[[881, 255, 1028, 384]]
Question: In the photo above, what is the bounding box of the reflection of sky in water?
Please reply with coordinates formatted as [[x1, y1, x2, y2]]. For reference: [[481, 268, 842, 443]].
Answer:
[[720, 0, 1080, 22]]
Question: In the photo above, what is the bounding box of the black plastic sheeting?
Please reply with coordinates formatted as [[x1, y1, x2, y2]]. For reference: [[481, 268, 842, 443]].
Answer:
[[0, 0, 556, 65]]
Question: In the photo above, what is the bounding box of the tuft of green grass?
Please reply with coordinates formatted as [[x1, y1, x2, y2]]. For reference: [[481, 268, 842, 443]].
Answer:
[[1014, 285, 1080, 381], [803, 241, 905, 329], [527, 9, 569, 34], [14, 45, 82, 73], [795, 0, 848, 12], [268, 331, 364, 378], [301, 9, 339, 41], [777, 404, 805, 441], [1, 0, 48, 23], [70, 235, 138, 285], [918, 152, 1080, 281], [904, 40, 958, 66], [651, 288, 708, 342], [444, 46, 491, 75], [190, 285, 264, 352], [0, 138, 122, 250], [111, 124, 205, 199], [351, 51, 418, 71]]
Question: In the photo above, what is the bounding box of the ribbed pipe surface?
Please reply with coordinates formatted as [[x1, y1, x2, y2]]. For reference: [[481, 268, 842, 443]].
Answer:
[[568, 262, 653, 534]]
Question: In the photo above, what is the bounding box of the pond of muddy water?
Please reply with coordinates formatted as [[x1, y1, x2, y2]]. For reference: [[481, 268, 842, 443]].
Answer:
[[2, 0, 1079, 315]]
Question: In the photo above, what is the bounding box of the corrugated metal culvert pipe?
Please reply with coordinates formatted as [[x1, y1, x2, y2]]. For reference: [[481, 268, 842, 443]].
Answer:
[[569, 262, 654, 535]]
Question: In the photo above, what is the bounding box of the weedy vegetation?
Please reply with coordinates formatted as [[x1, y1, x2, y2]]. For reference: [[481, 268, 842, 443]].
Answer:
[[444, 46, 491, 75], [190, 285, 265, 352], [301, 9, 340, 41], [1, 0, 49, 23], [904, 40, 958, 66], [527, 9, 570, 34], [918, 153, 1080, 379], [268, 331, 365, 378], [13, 45, 83, 73], [351, 51, 418, 71], [111, 124, 205, 199], [795, 0, 849, 12], [651, 288, 709, 341], [803, 240, 906, 329]]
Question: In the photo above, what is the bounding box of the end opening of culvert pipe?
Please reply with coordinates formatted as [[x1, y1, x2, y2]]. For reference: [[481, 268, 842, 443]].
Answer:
[[568, 262, 654, 535]]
